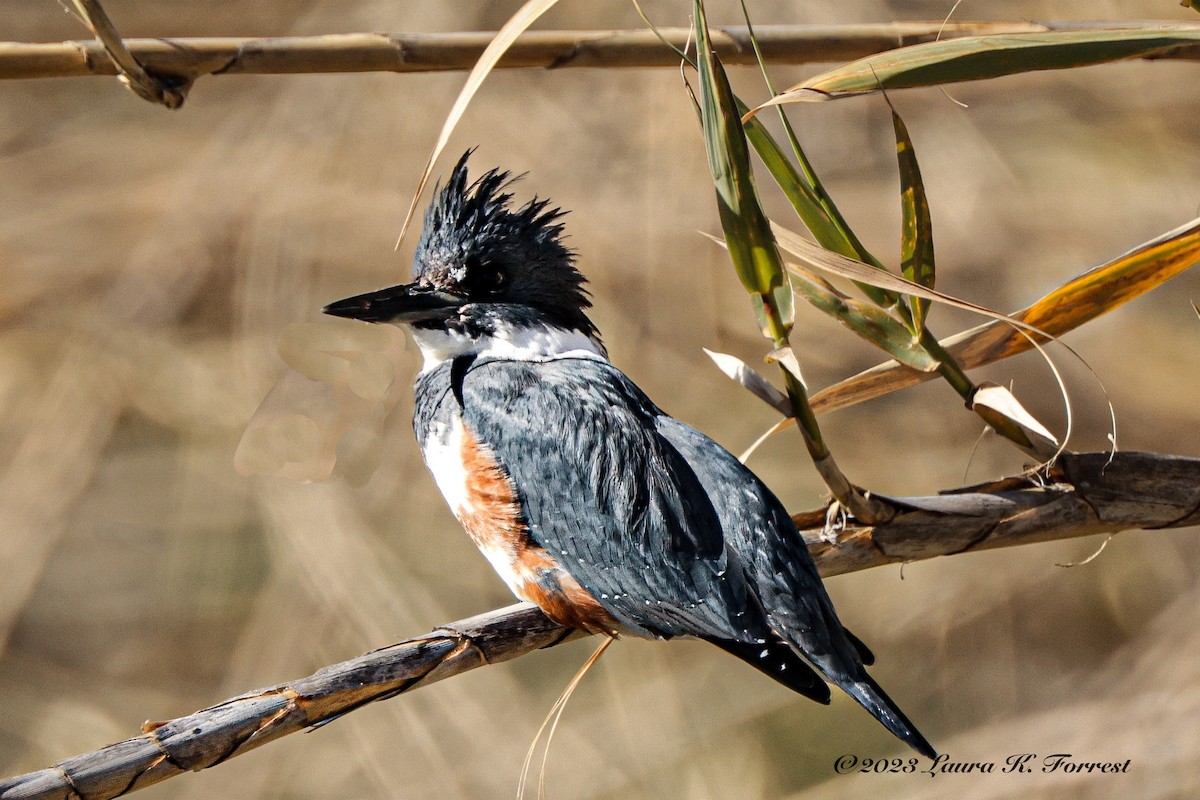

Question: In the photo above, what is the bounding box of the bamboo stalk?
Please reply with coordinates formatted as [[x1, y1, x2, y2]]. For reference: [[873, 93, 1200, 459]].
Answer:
[[3, 22, 1198, 82], [2, 449, 1196, 800], [66, 0, 189, 107]]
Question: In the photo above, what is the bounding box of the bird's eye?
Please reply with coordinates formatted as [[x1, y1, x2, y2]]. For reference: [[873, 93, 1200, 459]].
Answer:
[[463, 256, 507, 295]]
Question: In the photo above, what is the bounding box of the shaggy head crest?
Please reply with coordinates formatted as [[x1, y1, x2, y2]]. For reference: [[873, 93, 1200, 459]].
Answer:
[[411, 150, 594, 335]]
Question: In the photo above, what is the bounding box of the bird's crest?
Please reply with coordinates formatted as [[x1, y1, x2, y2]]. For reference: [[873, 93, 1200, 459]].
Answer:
[[415, 150, 570, 280], [412, 150, 595, 336]]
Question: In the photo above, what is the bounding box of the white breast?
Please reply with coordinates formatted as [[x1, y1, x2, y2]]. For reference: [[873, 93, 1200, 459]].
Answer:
[[419, 404, 621, 635], [420, 414, 523, 594], [421, 415, 473, 515]]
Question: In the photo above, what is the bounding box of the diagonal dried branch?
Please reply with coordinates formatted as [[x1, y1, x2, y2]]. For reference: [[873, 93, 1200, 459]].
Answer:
[[4, 22, 1199, 86], [1, 450, 1196, 800]]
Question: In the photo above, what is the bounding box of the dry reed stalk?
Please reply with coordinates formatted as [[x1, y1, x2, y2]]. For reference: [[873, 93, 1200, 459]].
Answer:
[[4, 22, 1198, 88]]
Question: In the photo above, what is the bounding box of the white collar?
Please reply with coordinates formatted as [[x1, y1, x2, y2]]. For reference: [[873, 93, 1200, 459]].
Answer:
[[409, 321, 608, 373]]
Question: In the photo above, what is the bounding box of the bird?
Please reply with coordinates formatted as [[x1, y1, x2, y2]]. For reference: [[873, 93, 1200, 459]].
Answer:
[[322, 150, 936, 759]]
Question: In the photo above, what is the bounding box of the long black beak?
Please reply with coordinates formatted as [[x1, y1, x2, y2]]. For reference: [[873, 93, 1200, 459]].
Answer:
[[322, 282, 465, 324]]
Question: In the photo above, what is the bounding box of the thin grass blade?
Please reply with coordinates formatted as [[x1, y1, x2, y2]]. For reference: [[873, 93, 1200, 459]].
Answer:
[[394, 0, 562, 249]]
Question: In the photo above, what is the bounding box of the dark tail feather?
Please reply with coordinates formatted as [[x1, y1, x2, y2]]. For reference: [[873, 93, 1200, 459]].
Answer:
[[706, 637, 831, 705], [840, 674, 937, 759], [843, 627, 875, 666]]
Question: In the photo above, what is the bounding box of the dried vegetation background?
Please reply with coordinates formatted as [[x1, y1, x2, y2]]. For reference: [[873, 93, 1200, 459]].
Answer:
[[2, 1, 1200, 797]]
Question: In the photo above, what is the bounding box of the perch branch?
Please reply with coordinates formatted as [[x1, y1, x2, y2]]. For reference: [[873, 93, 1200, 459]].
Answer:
[[1, 450, 1197, 800], [3, 22, 1199, 84]]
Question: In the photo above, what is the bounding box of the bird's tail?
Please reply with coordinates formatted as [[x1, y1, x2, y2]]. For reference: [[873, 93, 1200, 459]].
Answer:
[[840, 674, 937, 759], [706, 637, 831, 706]]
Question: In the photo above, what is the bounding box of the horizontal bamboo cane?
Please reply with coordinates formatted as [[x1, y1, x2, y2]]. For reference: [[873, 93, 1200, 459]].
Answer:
[[4, 22, 1199, 82]]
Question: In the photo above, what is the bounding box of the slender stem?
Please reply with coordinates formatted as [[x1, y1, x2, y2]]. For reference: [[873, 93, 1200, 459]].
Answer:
[[921, 330, 977, 403], [761, 296, 893, 523]]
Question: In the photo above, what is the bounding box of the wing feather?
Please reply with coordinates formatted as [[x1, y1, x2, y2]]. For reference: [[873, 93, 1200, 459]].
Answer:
[[653, 415, 863, 677], [451, 356, 766, 643], [418, 354, 935, 755]]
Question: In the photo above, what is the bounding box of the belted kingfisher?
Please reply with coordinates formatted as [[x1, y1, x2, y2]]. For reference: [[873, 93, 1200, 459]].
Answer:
[[323, 151, 935, 758]]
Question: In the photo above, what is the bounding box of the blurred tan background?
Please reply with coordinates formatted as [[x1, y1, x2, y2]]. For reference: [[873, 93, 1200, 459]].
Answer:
[[3, 1, 1200, 797]]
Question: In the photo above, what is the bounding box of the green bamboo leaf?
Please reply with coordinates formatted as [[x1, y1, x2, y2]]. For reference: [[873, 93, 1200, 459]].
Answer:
[[693, 0, 788, 330], [746, 104, 982, 411], [729, 0, 877, 279], [790, 267, 939, 372], [808, 216, 1200, 414], [750, 27, 1200, 106], [891, 106, 935, 333], [728, 0, 907, 314], [742, 107, 913, 314], [741, 111, 843, 254], [733, 21, 980, 412]]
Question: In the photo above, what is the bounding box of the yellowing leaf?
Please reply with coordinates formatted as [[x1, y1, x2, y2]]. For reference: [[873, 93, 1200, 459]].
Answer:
[[773, 223, 1017, 326], [891, 105, 935, 332], [810, 216, 1200, 414]]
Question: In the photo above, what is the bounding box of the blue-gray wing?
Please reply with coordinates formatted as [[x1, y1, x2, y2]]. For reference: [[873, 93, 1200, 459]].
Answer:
[[657, 416, 936, 757], [441, 355, 932, 756], [453, 355, 767, 642], [652, 415, 863, 678]]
